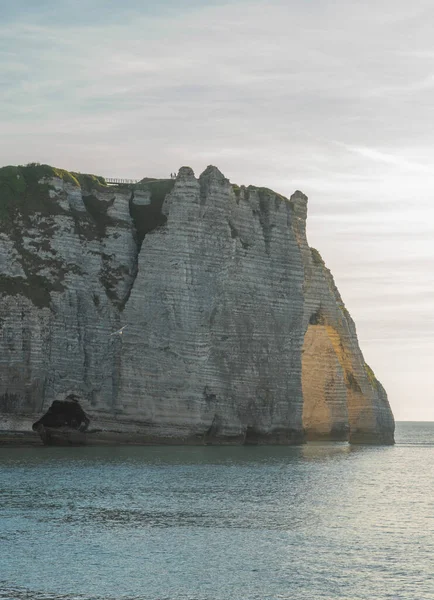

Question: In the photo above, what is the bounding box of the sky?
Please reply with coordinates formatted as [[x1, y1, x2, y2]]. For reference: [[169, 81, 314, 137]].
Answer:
[[2, 0, 434, 420]]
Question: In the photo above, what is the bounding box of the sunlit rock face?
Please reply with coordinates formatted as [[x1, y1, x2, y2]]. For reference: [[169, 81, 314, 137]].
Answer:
[[0, 164, 395, 444]]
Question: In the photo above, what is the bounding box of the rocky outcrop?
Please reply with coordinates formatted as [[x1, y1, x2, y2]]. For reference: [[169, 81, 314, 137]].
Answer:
[[0, 163, 395, 444]]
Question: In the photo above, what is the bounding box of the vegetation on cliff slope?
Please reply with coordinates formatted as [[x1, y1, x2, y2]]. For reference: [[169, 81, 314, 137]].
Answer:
[[365, 363, 381, 391], [0, 163, 108, 308], [0, 163, 107, 221], [310, 247, 325, 266]]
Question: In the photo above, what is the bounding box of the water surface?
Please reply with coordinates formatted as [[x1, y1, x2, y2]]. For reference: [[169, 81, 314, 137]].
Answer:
[[1, 422, 433, 600]]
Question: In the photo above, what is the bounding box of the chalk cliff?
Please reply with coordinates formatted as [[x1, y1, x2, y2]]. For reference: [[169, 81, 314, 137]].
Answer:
[[0, 164, 394, 444]]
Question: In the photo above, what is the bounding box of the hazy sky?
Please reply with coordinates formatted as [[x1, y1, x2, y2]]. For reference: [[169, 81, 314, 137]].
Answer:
[[2, 0, 434, 420]]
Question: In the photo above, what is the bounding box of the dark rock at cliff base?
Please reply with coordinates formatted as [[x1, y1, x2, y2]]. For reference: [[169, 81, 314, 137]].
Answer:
[[32, 396, 90, 432]]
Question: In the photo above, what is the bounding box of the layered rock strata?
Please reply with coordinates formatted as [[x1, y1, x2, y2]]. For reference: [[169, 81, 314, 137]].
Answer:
[[0, 164, 395, 444]]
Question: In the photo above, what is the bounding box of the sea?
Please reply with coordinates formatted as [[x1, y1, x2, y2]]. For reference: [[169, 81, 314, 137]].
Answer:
[[0, 421, 433, 600]]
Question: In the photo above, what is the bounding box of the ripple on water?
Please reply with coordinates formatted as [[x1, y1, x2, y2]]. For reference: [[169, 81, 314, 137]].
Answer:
[[1, 422, 434, 600]]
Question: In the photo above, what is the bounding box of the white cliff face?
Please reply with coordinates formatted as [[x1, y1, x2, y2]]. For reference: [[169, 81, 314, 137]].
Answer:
[[0, 164, 395, 444], [119, 166, 305, 442], [0, 170, 136, 421]]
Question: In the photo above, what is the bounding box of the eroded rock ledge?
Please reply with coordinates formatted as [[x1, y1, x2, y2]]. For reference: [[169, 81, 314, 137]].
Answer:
[[0, 163, 395, 444]]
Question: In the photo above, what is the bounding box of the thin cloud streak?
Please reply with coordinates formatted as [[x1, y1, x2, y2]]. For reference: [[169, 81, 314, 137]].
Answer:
[[340, 143, 434, 173]]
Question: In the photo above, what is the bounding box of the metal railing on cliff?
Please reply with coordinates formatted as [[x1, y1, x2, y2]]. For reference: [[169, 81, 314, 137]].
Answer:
[[105, 178, 139, 185]]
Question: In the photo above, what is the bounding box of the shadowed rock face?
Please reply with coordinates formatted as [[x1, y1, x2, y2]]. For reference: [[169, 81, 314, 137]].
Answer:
[[0, 164, 395, 444]]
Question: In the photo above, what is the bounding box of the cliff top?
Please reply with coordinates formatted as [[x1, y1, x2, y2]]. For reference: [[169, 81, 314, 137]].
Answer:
[[0, 163, 307, 234], [0, 162, 107, 190], [0, 163, 109, 222]]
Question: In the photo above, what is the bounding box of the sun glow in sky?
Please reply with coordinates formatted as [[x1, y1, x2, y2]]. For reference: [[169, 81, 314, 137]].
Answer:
[[2, 0, 434, 419]]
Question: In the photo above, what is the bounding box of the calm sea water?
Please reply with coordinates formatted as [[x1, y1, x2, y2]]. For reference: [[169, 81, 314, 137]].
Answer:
[[1, 422, 433, 600]]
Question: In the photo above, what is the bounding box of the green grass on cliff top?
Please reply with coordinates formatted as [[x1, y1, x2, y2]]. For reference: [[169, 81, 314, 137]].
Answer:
[[0, 163, 107, 220]]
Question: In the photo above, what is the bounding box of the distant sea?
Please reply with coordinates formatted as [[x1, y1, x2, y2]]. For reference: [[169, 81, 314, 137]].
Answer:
[[1, 422, 433, 600]]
